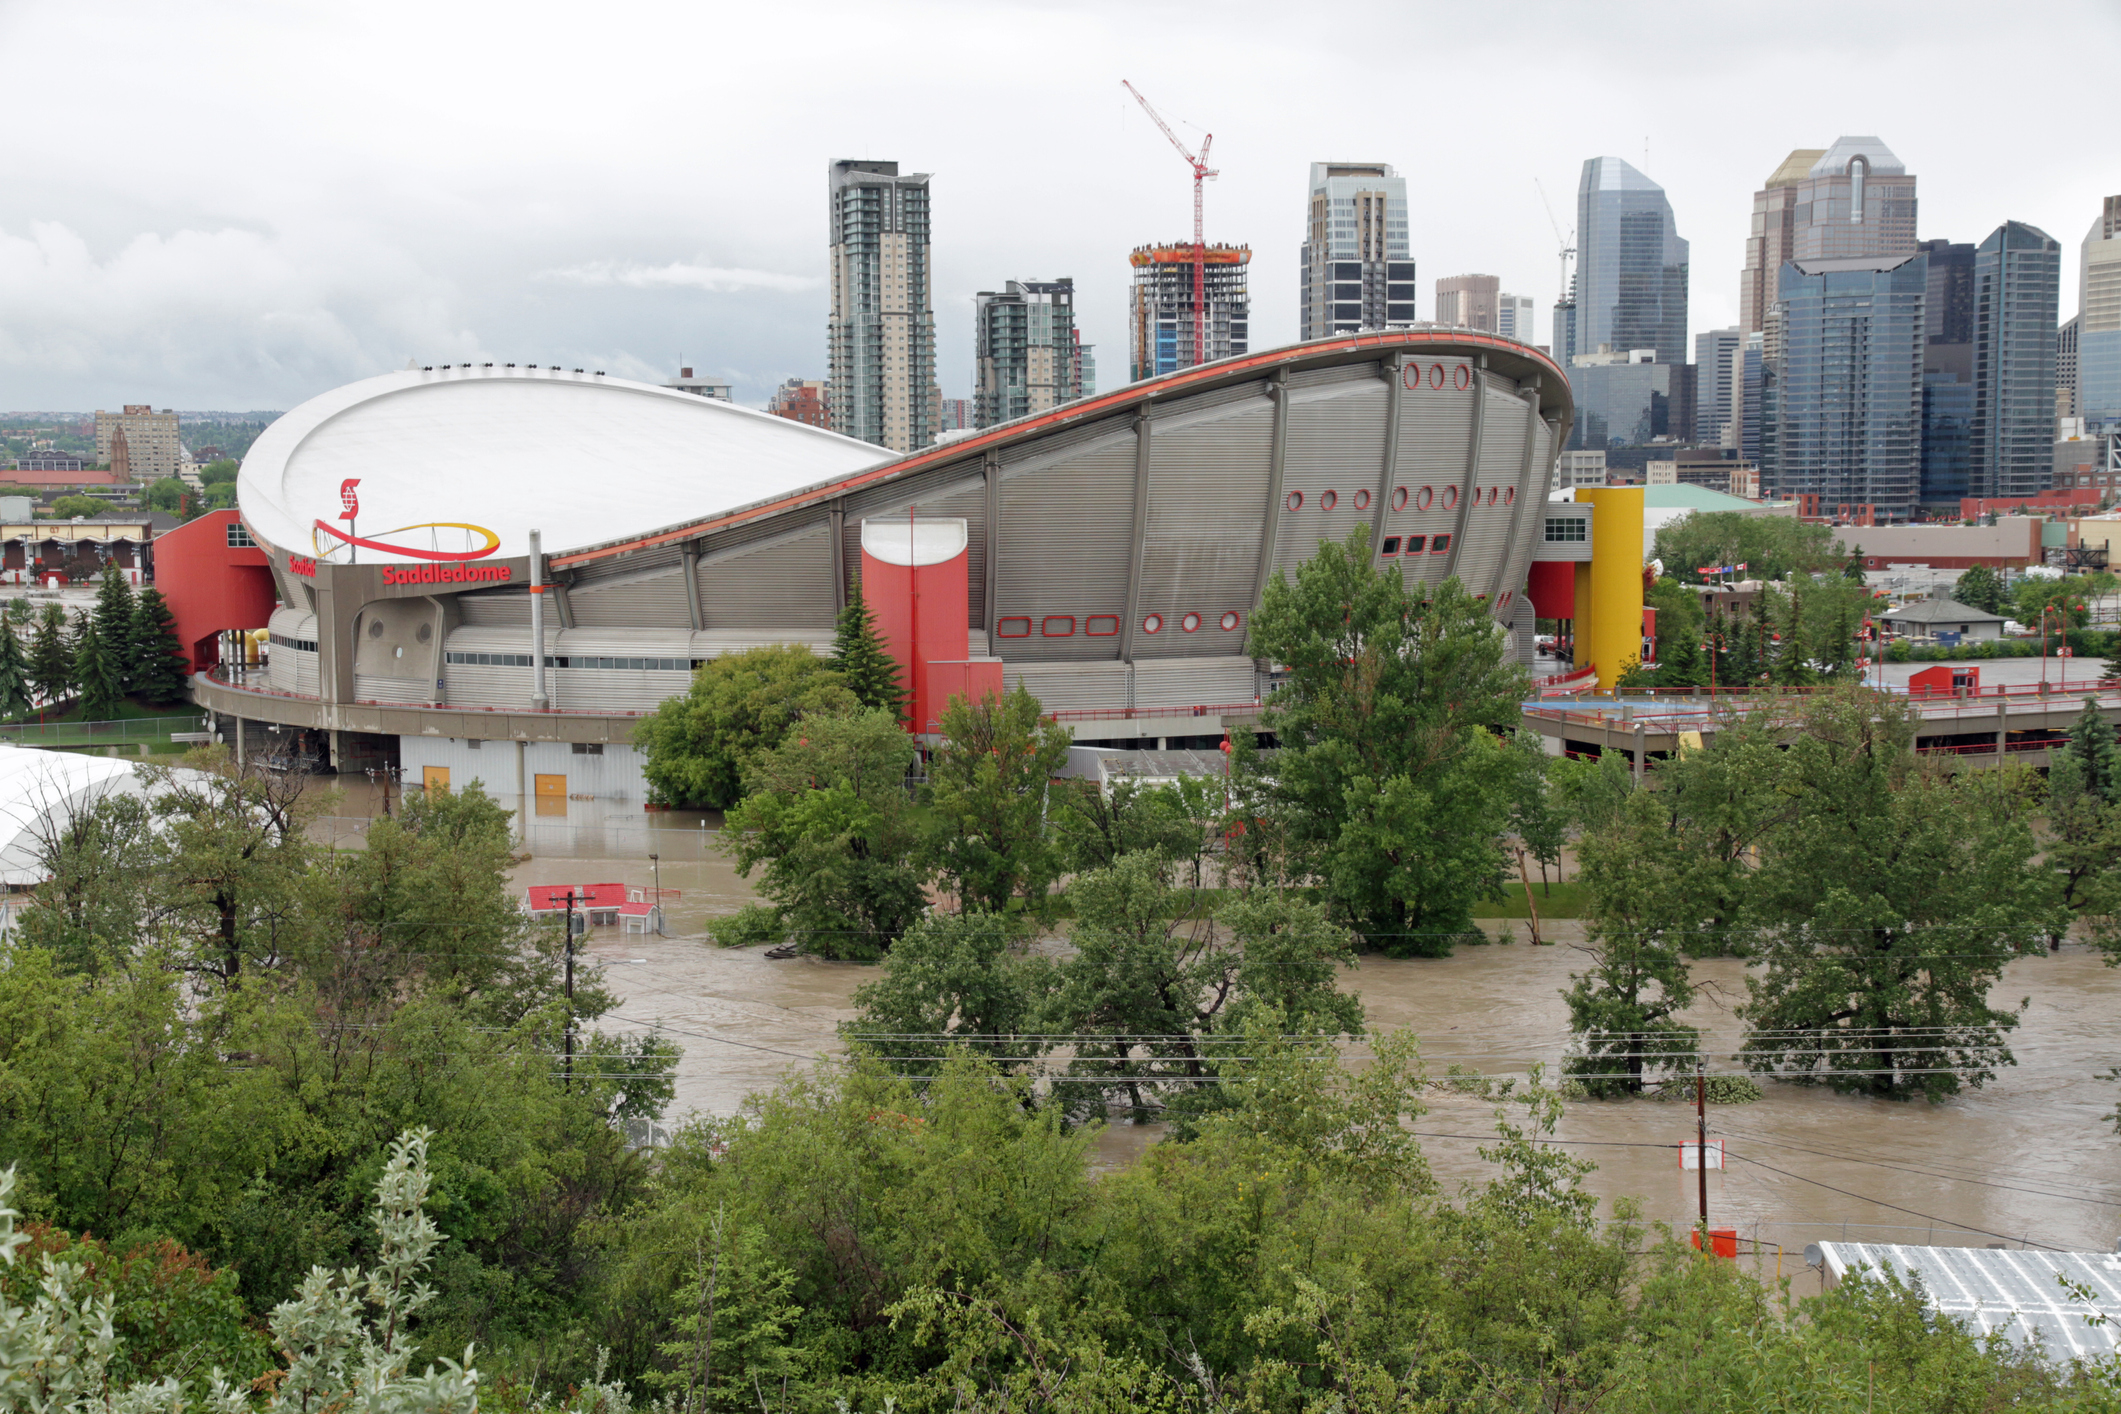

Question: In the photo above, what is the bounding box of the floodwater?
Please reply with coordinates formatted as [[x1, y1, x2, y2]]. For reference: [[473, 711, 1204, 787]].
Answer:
[[323, 780, 2121, 1264]]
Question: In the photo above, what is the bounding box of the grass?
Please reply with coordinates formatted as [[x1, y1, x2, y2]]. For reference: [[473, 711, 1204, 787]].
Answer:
[[2, 696, 206, 751], [1472, 879, 1589, 920]]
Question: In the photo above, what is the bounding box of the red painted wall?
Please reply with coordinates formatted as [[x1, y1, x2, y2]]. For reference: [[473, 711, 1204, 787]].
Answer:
[[152, 509, 277, 673], [1525, 561, 1576, 619], [860, 537, 973, 733]]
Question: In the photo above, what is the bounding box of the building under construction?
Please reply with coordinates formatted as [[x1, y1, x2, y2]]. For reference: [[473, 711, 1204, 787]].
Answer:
[[1129, 243, 1250, 382]]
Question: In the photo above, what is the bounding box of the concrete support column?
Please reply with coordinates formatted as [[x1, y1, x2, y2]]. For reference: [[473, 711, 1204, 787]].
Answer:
[[1996, 699, 2007, 755]]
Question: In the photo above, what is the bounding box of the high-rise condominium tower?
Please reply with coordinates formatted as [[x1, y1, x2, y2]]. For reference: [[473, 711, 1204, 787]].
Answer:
[[1970, 221, 2060, 499], [1434, 274, 1500, 330], [975, 279, 1085, 428], [1573, 156, 1688, 368], [1739, 149, 1826, 335], [828, 159, 938, 452], [1299, 162, 1415, 339], [1790, 137, 1918, 262], [2081, 195, 2121, 428], [1918, 239, 1977, 505], [1130, 244, 1250, 381]]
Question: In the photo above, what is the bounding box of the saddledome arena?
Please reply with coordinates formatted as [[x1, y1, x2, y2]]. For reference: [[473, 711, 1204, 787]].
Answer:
[[196, 330, 1574, 800]]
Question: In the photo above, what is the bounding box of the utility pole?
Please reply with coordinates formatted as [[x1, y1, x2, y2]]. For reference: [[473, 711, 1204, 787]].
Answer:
[[1696, 1059, 1709, 1245], [649, 852, 662, 936], [563, 888, 577, 1086]]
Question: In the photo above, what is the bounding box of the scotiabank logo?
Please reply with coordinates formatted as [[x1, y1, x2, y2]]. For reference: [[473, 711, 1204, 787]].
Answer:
[[383, 563, 514, 586], [289, 556, 317, 578]]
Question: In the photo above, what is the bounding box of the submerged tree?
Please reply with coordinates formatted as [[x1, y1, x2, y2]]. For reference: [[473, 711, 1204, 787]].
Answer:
[[921, 684, 1073, 918]]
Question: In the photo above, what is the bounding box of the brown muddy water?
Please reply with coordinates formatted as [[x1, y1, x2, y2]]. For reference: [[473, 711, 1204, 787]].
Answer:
[[318, 785, 2121, 1268]]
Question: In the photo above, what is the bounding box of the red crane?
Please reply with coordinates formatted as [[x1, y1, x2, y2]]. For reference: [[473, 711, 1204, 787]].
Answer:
[[1122, 80, 1217, 368]]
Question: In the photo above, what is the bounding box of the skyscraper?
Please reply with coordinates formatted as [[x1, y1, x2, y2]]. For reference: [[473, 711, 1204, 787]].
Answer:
[[1573, 156, 1688, 368], [974, 279, 1084, 428], [1789, 137, 1919, 263], [1497, 293, 1536, 344], [2081, 196, 2121, 429], [1763, 252, 1927, 515], [1299, 162, 1415, 339], [827, 159, 938, 452], [1693, 328, 1741, 444], [1739, 148, 1826, 335], [2059, 315, 2080, 422], [1969, 221, 2060, 499], [1917, 238, 1975, 506], [1130, 244, 1250, 381], [1434, 274, 1499, 330]]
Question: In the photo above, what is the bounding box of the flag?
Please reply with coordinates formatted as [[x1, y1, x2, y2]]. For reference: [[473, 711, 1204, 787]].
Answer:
[[1737, 562, 1748, 571]]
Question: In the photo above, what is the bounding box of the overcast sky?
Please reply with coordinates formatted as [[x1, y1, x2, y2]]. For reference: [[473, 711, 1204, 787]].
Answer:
[[1, 0, 2115, 415]]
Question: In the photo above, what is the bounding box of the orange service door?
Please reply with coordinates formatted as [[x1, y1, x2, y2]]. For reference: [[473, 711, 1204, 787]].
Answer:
[[534, 774, 566, 797], [422, 766, 450, 793], [534, 773, 568, 817]]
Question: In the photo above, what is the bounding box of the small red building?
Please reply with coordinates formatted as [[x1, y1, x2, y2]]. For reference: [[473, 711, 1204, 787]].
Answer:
[[150, 509, 277, 674]]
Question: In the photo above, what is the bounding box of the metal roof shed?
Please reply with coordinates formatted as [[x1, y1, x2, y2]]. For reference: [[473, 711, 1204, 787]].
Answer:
[[1806, 1242, 2121, 1362]]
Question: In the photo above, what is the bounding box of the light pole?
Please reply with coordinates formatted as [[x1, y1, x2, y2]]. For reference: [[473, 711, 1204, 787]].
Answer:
[[649, 851, 662, 936]]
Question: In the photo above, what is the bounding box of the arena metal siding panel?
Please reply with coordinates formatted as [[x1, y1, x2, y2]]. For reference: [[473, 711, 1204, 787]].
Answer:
[[1137, 399, 1273, 659], [1004, 661, 1129, 713], [695, 523, 836, 631], [1451, 388, 1532, 596], [267, 607, 317, 696], [1274, 378, 1387, 577], [995, 432, 1135, 663], [1132, 657, 1258, 711], [457, 590, 531, 627]]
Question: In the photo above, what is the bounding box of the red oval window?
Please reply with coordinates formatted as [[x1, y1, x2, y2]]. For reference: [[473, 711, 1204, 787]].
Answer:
[[1320, 489, 1338, 511], [1391, 486, 1408, 512], [1454, 364, 1472, 391], [1141, 613, 1163, 634], [1041, 615, 1076, 637], [1417, 486, 1434, 511], [1442, 485, 1459, 510], [1505, 486, 1516, 505], [1401, 363, 1422, 392], [1353, 487, 1371, 511], [996, 617, 1032, 638], [1428, 363, 1445, 389], [1220, 611, 1241, 631], [1085, 615, 1120, 636], [1285, 490, 1304, 511], [1181, 612, 1202, 633]]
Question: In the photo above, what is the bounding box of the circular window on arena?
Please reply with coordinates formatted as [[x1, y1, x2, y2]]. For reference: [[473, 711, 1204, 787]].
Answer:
[[1353, 488, 1371, 511], [1142, 612, 1164, 635], [1429, 363, 1446, 389], [1417, 486, 1434, 511], [367, 619, 385, 639], [1220, 611, 1241, 632], [1455, 365, 1473, 391], [416, 623, 432, 643], [1391, 486, 1409, 512], [1285, 490, 1304, 512], [1181, 612, 1202, 633], [1505, 486, 1516, 505], [1442, 485, 1459, 511], [1320, 489, 1338, 511]]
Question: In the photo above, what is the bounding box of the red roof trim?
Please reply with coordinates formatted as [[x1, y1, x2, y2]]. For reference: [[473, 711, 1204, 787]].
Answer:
[[550, 331, 1562, 572]]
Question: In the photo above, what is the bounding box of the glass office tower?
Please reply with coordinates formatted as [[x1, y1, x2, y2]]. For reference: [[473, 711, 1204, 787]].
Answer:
[[1970, 221, 2060, 499], [1765, 252, 1927, 516], [1573, 156, 1689, 367], [2081, 196, 2121, 429], [1299, 162, 1415, 339]]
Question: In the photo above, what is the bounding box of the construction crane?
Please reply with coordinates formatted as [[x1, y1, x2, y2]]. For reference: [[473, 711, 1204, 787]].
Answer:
[[1122, 80, 1217, 368], [1534, 177, 1575, 314]]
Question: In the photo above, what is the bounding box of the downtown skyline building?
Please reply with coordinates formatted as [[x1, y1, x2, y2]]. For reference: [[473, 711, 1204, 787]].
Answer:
[[1498, 293, 1536, 345], [1434, 273, 1499, 330], [1693, 327, 1742, 445], [827, 159, 939, 453], [1969, 221, 2061, 500], [1129, 243, 1251, 382], [1562, 156, 1687, 456], [1790, 137, 1920, 263], [1739, 149, 1826, 335], [2082, 195, 2121, 430], [1298, 162, 1416, 340], [974, 279, 1089, 428]]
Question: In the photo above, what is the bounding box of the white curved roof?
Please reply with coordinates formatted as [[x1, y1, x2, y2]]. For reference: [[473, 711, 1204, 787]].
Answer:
[[237, 367, 896, 562], [0, 747, 160, 886]]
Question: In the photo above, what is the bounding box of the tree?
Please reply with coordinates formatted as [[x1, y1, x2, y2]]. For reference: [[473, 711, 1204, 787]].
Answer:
[[1245, 527, 1531, 955], [130, 587, 189, 703], [91, 561, 136, 691], [1051, 776, 1200, 875], [1954, 562, 2005, 615], [1640, 576, 1707, 689], [70, 617, 123, 721], [2013, 571, 2107, 630], [198, 457, 239, 485], [830, 571, 906, 719], [143, 476, 190, 513], [27, 603, 72, 708], [636, 644, 856, 808], [719, 708, 927, 959], [842, 910, 1050, 1074], [1564, 789, 1702, 1095], [921, 684, 1073, 917], [48, 494, 105, 520], [204, 482, 238, 510], [1737, 688, 2065, 1100], [0, 617, 30, 720], [1508, 731, 1567, 894], [1652, 511, 1839, 586]]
